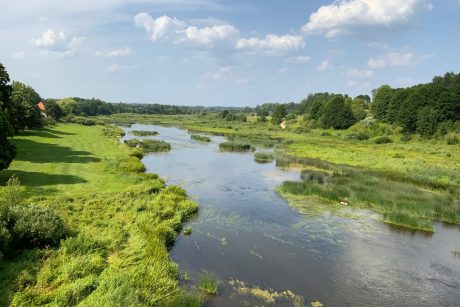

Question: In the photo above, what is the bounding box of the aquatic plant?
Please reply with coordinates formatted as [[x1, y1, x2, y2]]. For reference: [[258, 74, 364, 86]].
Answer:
[[191, 134, 211, 142], [198, 273, 218, 295], [183, 227, 192, 235], [124, 139, 139, 147], [131, 130, 159, 136], [254, 151, 274, 163], [219, 141, 252, 152], [138, 139, 171, 153]]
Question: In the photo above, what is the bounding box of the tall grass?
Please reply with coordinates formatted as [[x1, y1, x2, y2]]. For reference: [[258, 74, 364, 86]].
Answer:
[[198, 273, 218, 295], [191, 135, 211, 142], [254, 152, 274, 163], [131, 130, 159, 136], [219, 141, 252, 152]]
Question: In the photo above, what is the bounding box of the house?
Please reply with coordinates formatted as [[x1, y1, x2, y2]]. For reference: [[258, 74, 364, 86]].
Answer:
[[37, 101, 47, 117]]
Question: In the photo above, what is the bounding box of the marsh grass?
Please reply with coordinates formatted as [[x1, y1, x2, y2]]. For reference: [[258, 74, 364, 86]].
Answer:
[[198, 273, 218, 295], [131, 130, 159, 136], [383, 212, 434, 232], [138, 139, 171, 153], [183, 227, 192, 235], [219, 141, 252, 152], [254, 152, 274, 163], [191, 135, 211, 142]]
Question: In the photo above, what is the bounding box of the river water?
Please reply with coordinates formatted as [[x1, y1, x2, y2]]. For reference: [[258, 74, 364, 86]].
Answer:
[[122, 124, 460, 307]]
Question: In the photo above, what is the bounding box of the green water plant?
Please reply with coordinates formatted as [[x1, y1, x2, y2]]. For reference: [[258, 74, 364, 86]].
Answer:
[[191, 135, 211, 142], [199, 273, 218, 295], [254, 152, 274, 163]]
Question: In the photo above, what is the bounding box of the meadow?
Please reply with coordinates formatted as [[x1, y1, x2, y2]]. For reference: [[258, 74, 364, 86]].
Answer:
[[99, 113, 460, 231], [0, 124, 201, 306]]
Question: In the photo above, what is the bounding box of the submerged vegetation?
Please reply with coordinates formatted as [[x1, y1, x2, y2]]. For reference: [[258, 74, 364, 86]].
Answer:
[[0, 124, 199, 305], [219, 141, 252, 152], [190, 134, 211, 143], [254, 151, 274, 163]]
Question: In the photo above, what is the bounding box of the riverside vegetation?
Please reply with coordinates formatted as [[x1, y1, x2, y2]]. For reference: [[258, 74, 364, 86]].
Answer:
[[99, 112, 460, 232], [0, 124, 202, 306]]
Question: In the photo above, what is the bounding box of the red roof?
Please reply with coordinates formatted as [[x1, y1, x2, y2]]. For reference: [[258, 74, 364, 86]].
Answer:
[[37, 102, 45, 112]]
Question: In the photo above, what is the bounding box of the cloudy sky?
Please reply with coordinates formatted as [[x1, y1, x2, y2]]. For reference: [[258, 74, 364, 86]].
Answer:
[[1, 0, 459, 106]]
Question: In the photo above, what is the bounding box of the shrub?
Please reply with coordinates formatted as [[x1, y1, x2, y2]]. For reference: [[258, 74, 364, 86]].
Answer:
[[2, 175, 23, 209], [124, 139, 139, 148], [374, 136, 393, 144], [400, 133, 412, 142], [447, 136, 459, 145], [10, 205, 68, 248], [345, 132, 369, 141], [116, 156, 146, 173]]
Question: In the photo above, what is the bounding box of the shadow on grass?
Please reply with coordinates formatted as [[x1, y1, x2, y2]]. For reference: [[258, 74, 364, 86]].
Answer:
[[17, 128, 75, 139], [0, 170, 87, 187], [12, 139, 101, 164]]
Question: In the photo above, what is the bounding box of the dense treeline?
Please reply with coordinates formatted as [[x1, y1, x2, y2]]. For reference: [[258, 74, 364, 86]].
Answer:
[[371, 72, 460, 137]]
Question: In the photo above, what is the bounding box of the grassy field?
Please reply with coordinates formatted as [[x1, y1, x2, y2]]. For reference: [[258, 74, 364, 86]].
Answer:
[[98, 114, 460, 231], [0, 124, 201, 306]]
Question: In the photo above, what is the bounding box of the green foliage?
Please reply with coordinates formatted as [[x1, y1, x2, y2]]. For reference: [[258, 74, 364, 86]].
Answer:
[[10, 205, 68, 248], [372, 85, 393, 120], [319, 95, 356, 129], [345, 132, 369, 141], [199, 273, 218, 295], [417, 107, 438, 138], [374, 136, 393, 144], [191, 134, 211, 142], [0, 64, 16, 172], [254, 151, 274, 163], [43, 100, 63, 120], [3, 176, 22, 209], [219, 141, 252, 152], [138, 139, 171, 153], [271, 104, 287, 125], [10, 81, 42, 131]]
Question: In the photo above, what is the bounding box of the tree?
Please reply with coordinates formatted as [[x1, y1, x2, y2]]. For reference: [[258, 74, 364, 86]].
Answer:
[[349, 97, 367, 121], [44, 100, 63, 120], [271, 104, 286, 125], [397, 91, 425, 132], [371, 85, 393, 120], [10, 81, 42, 131], [320, 95, 356, 129], [0, 64, 16, 171], [417, 107, 438, 138]]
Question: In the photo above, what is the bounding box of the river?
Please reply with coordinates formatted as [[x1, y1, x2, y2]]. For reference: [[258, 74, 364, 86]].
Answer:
[[122, 124, 460, 307]]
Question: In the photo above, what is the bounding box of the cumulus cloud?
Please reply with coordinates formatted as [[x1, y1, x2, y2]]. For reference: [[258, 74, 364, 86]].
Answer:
[[302, 0, 432, 38], [209, 65, 232, 80], [318, 60, 333, 71], [235, 34, 305, 53], [134, 13, 237, 47], [96, 46, 131, 57], [286, 55, 311, 63], [34, 29, 86, 57], [368, 52, 415, 68], [107, 63, 136, 73], [12, 51, 26, 60]]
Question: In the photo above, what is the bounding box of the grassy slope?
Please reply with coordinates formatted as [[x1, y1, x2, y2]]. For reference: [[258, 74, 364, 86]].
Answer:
[[0, 124, 201, 306], [100, 114, 460, 231]]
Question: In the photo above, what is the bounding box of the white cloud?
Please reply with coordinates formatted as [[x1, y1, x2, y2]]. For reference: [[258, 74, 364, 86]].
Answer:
[[12, 51, 26, 60], [235, 34, 305, 53], [318, 60, 332, 71], [286, 55, 311, 63], [179, 24, 239, 47], [134, 13, 237, 47], [34, 29, 86, 57], [368, 52, 415, 68], [34, 29, 66, 47], [96, 46, 131, 57], [346, 68, 374, 78], [302, 0, 431, 38], [367, 41, 390, 49]]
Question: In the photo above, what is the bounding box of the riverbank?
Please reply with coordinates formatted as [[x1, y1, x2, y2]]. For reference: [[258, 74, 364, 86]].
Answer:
[[99, 114, 460, 231], [0, 124, 201, 305]]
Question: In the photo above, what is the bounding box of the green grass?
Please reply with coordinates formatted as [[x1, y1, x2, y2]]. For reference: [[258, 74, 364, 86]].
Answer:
[[131, 130, 159, 136], [0, 124, 200, 305], [198, 273, 218, 295], [219, 141, 252, 152], [254, 152, 274, 163], [190, 134, 211, 143], [124, 139, 171, 153]]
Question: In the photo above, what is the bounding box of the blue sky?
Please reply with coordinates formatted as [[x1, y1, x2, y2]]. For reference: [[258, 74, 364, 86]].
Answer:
[[1, 0, 460, 106]]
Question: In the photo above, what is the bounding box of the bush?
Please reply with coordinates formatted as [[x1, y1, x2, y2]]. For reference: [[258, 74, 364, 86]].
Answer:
[[447, 136, 459, 145], [374, 136, 393, 144], [346, 132, 369, 141], [10, 205, 68, 248], [400, 133, 412, 142]]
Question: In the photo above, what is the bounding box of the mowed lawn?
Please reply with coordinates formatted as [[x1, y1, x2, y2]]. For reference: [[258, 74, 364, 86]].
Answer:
[[0, 124, 138, 197]]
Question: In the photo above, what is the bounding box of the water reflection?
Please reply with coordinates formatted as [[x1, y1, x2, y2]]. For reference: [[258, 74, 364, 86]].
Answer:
[[122, 124, 460, 307]]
